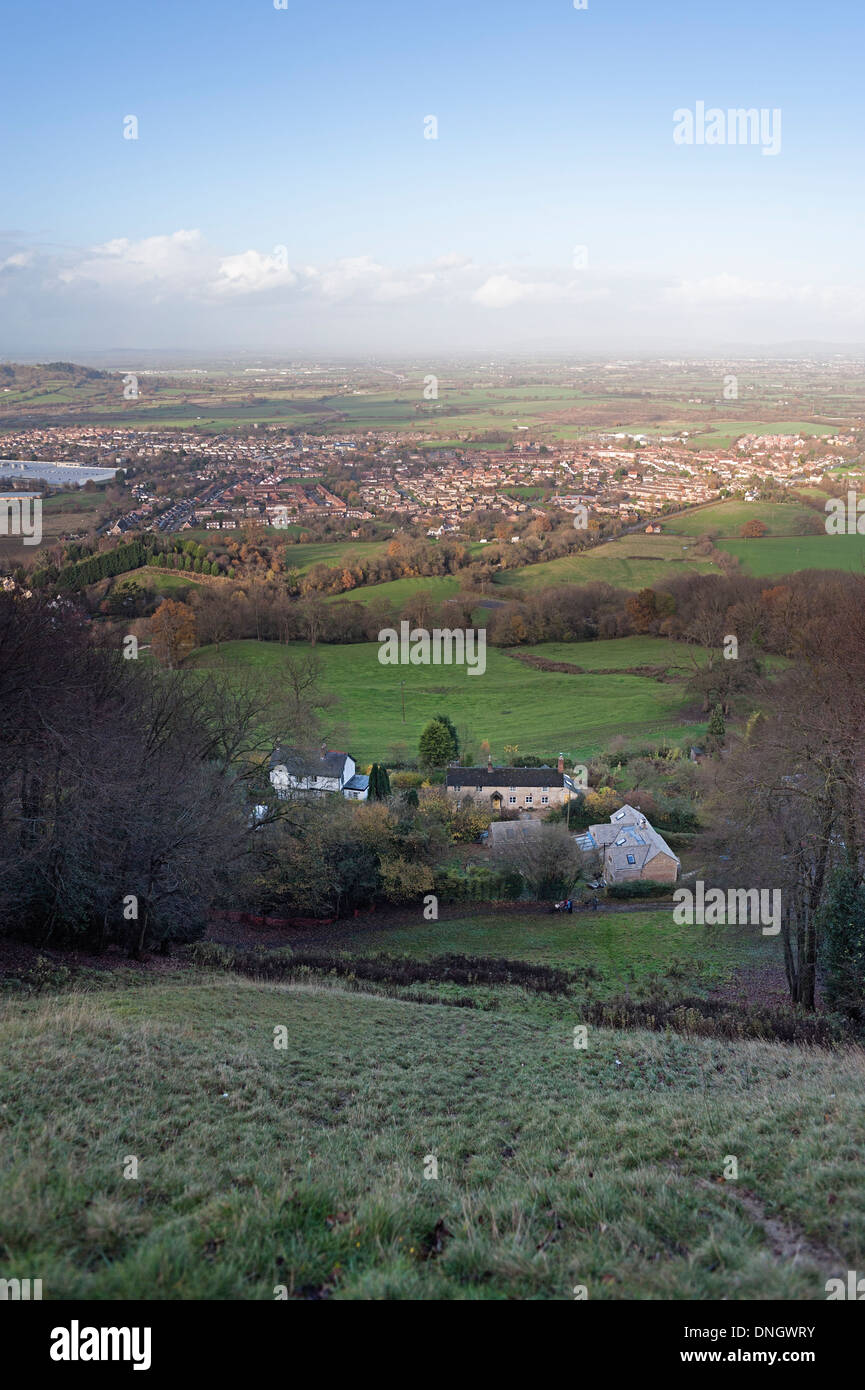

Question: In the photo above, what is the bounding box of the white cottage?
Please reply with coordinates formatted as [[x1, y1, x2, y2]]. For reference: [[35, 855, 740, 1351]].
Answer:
[[268, 743, 369, 802]]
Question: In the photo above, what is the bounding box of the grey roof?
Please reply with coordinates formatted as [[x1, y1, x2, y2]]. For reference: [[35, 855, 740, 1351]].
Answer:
[[447, 766, 566, 789], [586, 804, 645, 846], [582, 805, 679, 873], [488, 819, 544, 845], [270, 747, 350, 778]]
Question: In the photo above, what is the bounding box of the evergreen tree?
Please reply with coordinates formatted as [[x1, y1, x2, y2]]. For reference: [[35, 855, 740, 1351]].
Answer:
[[419, 718, 457, 769], [368, 763, 391, 800], [435, 712, 460, 758]]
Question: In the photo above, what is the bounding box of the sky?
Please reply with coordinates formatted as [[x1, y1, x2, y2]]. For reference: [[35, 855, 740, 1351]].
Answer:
[[0, 0, 862, 358]]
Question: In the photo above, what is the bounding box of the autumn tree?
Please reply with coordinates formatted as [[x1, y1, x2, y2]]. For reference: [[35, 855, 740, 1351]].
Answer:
[[709, 576, 865, 1008], [626, 588, 659, 633], [491, 823, 582, 900], [150, 599, 196, 668]]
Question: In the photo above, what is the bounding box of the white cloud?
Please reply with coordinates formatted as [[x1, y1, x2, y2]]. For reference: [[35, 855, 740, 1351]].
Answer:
[[58, 230, 209, 295], [472, 273, 607, 309], [4, 228, 865, 352], [214, 249, 297, 295]]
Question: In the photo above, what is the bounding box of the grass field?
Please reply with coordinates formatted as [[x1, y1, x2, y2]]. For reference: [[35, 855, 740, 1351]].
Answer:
[[1, 961, 862, 1299], [138, 568, 199, 596], [720, 534, 865, 578], [664, 501, 820, 538], [325, 573, 464, 608], [333, 907, 763, 996], [492, 535, 720, 593], [518, 635, 705, 672], [279, 540, 389, 574], [681, 421, 834, 449], [189, 636, 705, 763]]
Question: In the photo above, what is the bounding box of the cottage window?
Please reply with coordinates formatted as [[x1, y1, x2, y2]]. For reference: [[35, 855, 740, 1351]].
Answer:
[[509, 795, 517, 804], [541, 796, 549, 805], [525, 794, 533, 804]]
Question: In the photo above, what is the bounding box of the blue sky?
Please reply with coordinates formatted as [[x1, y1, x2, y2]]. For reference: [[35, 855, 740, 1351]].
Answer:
[[1, 0, 862, 355]]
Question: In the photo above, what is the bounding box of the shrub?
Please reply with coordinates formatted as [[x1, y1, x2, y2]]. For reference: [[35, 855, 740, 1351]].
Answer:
[[391, 771, 424, 789], [583, 990, 844, 1044], [606, 879, 671, 899]]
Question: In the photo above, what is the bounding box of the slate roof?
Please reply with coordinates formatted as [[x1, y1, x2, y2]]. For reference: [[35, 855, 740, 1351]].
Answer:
[[582, 805, 679, 873], [269, 747, 350, 779], [488, 819, 544, 846], [446, 766, 567, 789]]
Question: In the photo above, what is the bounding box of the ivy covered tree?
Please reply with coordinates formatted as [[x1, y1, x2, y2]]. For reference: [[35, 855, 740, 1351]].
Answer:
[[818, 867, 865, 1022], [706, 704, 726, 758]]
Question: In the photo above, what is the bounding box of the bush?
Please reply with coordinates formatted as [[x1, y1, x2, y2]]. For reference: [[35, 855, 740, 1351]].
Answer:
[[20, 955, 73, 994], [449, 805, 491, 843], [391, 771, 425, 789], [583, 990, 844, 1044], [184, 944, 576, 995], [605, 879, 671, 899], [433, 865, 522, 902]]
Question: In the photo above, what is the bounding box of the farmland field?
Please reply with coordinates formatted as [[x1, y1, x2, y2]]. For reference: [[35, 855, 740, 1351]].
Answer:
[[189, 636, 706, 763], [492, 534, 720, 592], [720, 533, 865, 578], [663, 500, 820, 537], [325, 573, 464, 608]]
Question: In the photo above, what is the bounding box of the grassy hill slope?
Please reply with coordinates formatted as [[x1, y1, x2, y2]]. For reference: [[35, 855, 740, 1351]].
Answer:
[[0, 973, 861, 1299], [189, 637, 705, 762]]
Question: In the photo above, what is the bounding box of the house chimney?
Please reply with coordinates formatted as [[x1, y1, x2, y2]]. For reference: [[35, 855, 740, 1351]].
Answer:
[[557, 752, 564, 773], [487, 752, 493, 773], [320, 740, 327, 760]]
